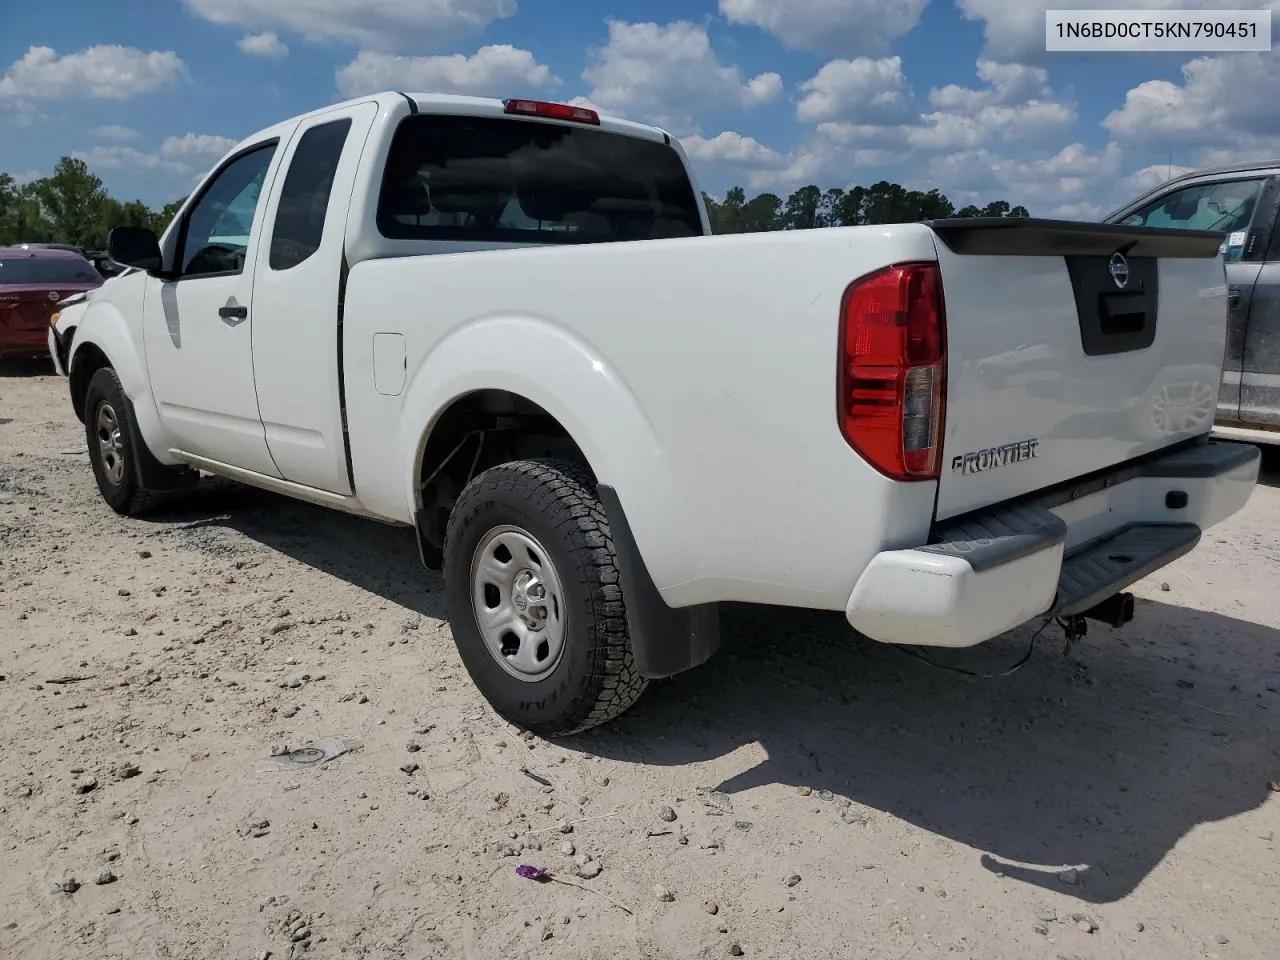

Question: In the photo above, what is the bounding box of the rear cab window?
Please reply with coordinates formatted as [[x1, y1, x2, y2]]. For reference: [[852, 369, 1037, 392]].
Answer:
[[376, 114, 703, 245], [270, 118, 353, 271]]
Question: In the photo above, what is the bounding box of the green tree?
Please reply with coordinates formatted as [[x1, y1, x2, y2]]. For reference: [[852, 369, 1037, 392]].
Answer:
[[153, 197, 187, 236], [740, 192, 783, 232], [782, 185, 823, 230], [30, 157, 109, 247]]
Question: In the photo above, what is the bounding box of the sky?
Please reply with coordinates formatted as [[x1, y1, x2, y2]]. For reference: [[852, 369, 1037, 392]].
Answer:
[[2, 0, 1279, 220]]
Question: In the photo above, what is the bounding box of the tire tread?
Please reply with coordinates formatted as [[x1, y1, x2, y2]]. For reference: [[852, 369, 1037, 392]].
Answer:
[[446, 457, 648, 735]]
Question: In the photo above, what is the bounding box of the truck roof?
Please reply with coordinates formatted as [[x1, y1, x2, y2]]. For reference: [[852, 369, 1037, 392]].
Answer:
[[224, 90, 674, 162]]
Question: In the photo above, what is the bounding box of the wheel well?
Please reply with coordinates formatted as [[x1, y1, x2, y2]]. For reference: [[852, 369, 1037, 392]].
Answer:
[[416, 390, 592, 554], [68, 343, 111, 424]]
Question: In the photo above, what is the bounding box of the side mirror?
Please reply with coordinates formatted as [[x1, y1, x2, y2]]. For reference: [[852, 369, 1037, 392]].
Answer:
[[107, 226, 163, 274]]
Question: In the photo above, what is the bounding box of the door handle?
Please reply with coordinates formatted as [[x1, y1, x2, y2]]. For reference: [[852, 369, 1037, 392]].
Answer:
[[218, 304, 248, 320]]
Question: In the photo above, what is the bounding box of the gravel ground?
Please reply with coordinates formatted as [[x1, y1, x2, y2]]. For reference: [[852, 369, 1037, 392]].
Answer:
[[3, 361, 1280, 960]]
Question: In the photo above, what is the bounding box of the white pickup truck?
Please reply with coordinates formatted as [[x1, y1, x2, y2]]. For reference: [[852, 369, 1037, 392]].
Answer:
[[50, 91, 1260, 735]]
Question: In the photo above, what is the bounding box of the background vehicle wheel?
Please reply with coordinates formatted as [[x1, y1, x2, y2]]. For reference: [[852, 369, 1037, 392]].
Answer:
[[443, 458, 648, 736], [84, 367, 169, 516]]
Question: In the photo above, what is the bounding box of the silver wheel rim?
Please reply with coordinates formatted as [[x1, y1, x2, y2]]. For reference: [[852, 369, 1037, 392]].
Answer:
[[470, 524, 567, 683], [95, 402, 126, 486]]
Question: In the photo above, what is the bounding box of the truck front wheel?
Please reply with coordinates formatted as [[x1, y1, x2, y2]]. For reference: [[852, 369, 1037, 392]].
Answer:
[[442, 458, 648, 736], [83, 367, 169, 517]]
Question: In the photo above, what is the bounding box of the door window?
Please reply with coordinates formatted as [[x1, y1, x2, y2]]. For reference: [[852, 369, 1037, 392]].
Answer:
[[178, 143, 277, 279], [269, 118, 353, 271], [1119, 178, 1265, 262]]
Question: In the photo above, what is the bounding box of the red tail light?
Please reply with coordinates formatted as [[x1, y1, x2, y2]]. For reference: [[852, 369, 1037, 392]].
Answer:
[[503, 99, 601, 125], [838, 261, 947, 481]]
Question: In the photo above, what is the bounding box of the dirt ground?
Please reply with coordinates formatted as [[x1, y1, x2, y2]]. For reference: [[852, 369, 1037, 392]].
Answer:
[[2, 361, 1279, 960]]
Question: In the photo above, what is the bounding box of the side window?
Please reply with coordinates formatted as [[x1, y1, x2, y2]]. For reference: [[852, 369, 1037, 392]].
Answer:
[[177, 143, 276, 279], [1120, 178, 1265, 263], [269, 118, 353, 271]]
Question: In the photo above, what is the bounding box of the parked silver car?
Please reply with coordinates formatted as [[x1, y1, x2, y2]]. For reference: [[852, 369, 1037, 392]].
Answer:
[[1106, 160, 1280, 445]]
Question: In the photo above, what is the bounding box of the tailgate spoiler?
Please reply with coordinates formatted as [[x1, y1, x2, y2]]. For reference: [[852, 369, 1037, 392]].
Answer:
[[924, 217, 1224, 259]]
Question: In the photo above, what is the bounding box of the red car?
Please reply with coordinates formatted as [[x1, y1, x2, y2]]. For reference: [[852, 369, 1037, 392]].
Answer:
[[0, 245, 104, 360]]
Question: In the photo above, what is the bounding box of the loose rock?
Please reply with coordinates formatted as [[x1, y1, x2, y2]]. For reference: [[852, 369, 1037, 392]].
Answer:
[[1072, 913, 1098, 934], [1057, 868, 1080, 886], [729, 945, 744, 957], [575, 860, 603, 879], [796, 786, 812, 797], [658, 805, 677, 823], [400, 762, 419, 775], [75, 776, 97, 795], [704, 900, 719, 915], [785, 874, 801, 887], [56, 878, 80, 894], [95, 869, 117, 886], [654, 884, 675, 902], [113, 761, 141, 780], [559, 840, 575, 856]]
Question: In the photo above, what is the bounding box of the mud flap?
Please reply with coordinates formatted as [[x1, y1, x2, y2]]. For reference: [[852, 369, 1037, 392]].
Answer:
[[596, 483, 721, 679]]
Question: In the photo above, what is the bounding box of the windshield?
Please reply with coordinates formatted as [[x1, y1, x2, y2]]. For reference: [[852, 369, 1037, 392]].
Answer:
[[376, 114, 704, 244], [0, 257, 103, 285]]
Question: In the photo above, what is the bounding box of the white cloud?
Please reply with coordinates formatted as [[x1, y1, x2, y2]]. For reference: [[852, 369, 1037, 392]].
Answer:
[[797, 56, 1073, 153], [92, 124, 139, 141], [720, 0, 929, 55], [910, 99, 1075, 150], [238, 32, 289, 58], [12, 169, 43, 186], [915, 141, 1122, 211], [956, 0, 1280, 62], [681, 131, 784, 166], [929, 59, 1054, 112], [1048, 201, 1105, 221], [1104, 52, 1280, 151], [0, 45, 184, 101], [795, 57, 912, 125], [72, 146, 190, 174], [160, 133, 238, 161], [184, 0, 515, 53], [911, 58, 1074, 149], [335, 45, 558, 99], [581, 20, 782, 135], [1126, 163, 1197, 196]]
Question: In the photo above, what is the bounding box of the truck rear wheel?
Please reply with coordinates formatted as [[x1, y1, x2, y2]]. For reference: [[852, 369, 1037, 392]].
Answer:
[[84, 367, 169, 517], [442, 458, 648, 736]]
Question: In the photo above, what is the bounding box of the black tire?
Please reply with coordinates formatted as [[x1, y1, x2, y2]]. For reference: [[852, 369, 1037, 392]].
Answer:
[[443, 458, 648, 736], [84, 367, 170, 516]]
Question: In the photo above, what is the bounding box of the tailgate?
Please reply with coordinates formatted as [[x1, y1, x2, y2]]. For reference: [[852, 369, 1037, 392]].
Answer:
[[928, 218, 1226, 522]]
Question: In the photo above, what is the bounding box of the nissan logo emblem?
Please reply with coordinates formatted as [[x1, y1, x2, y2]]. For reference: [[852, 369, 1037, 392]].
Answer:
[[47, 290, 60, 302], [1108, 252, 1130, 290]]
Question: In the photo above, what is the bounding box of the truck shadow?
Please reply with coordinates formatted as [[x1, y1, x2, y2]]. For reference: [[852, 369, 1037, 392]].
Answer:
[[145, 480, 448, 620], [1260, 445, 1280, 487], [0, 358, 55, 377], [573, 601, 1280, 905], [142, 481, 1279, 906]]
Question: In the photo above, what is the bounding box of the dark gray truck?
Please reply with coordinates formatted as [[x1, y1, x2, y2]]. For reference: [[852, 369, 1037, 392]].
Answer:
[[1107, 159, 1280, 445]]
